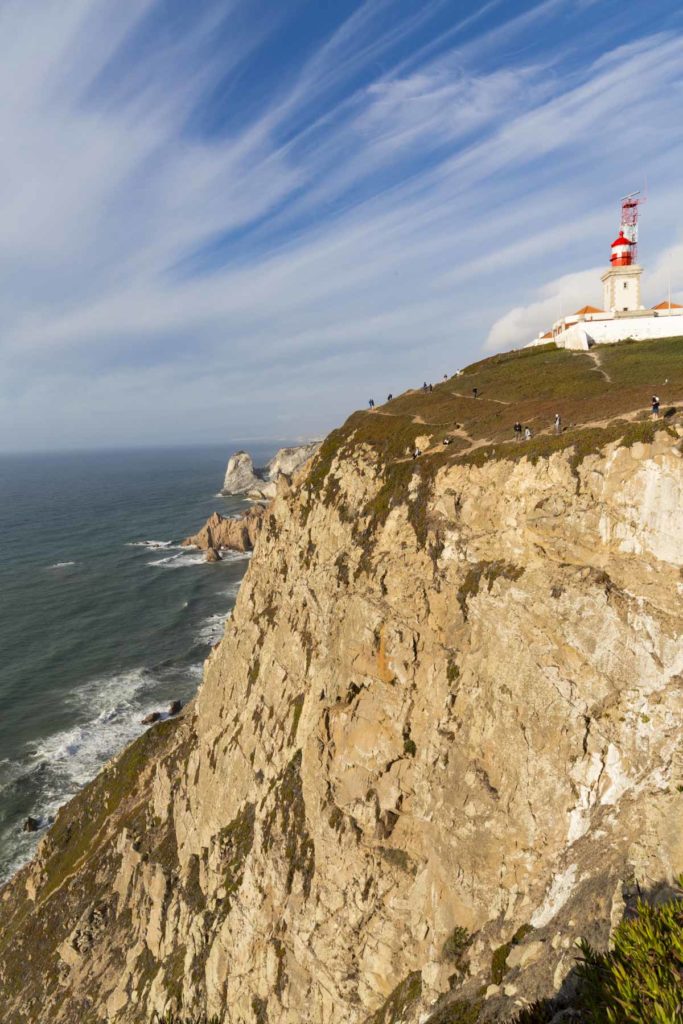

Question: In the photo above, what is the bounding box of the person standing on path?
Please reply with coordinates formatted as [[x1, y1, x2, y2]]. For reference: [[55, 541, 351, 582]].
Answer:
[[524, 427, 532, 441], [554, 413, 562, 434], [651, 395, 660, 418], [369, 399, 375, 409], [514, 421, 522, 442], [472, 387, 478, 399]]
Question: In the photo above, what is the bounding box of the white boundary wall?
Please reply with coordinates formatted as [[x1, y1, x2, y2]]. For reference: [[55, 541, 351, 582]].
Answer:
[[557, 311, 683, 350]]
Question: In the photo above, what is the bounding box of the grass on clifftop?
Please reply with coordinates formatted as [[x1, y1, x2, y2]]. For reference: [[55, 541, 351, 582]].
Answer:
[[305, 337, 683, 528]]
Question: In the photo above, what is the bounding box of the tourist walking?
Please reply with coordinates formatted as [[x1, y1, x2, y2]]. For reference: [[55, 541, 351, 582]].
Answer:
[[554, 413, 562, 434], [651, 395, 660, 418], [514, 421, 522, 442], [524, 427, 532, 441], [369, 398, 375, 409], [387, 393, 393, 402], [472, 387, 478, 399]]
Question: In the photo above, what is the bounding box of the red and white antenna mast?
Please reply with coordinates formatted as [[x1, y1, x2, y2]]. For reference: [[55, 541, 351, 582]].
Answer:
[[620, 190, 646, 263]]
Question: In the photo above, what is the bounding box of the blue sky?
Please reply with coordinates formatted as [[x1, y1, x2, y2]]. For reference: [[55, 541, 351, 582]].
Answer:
[[2, 0, 683, 452]]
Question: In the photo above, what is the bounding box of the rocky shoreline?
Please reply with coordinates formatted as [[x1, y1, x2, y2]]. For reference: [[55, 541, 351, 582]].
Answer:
[[183, 441, 320, 561]]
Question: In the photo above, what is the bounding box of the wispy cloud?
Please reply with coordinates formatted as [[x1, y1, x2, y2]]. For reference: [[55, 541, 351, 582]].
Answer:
[[1, 0, 683, 450]]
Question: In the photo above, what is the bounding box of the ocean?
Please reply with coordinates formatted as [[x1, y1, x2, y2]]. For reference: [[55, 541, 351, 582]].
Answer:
[[0, 443, 281, 884]]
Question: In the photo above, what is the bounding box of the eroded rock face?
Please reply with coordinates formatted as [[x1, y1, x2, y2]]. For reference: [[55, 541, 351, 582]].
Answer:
[[265, 443, 320, 481], [1, 432, 682, 1024], [221, 443, 319, 495], [182, 506, 265, 553], [222, 451, 260, 495]]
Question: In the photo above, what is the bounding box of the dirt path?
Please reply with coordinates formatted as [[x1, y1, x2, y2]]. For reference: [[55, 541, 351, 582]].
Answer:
[[586, 349, 612, 383], [448, 390, 511, 405]]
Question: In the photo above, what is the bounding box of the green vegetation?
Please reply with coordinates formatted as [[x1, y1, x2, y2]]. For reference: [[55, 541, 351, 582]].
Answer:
[[457, 561, 525, 622], [491, 924, 534, 985], [289, 693, 305, 743], [262, 750, 315, 898], [365, 970, 422, 1024], [380, 847, 416, 875], [441, 926, 472, 987], [574, 891, 683, 1023], [216, 801, 255, 910], [424, 1000, 483, 1024], [303, 336, 683, 557], [40, 717, 181, 901]]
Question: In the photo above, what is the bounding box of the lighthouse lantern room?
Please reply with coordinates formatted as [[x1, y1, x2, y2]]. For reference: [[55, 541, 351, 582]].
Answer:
[[601, 219, 642, 313]]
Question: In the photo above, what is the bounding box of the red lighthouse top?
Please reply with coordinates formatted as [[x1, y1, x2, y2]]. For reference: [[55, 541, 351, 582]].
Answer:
[[610, 230, 633, 266]]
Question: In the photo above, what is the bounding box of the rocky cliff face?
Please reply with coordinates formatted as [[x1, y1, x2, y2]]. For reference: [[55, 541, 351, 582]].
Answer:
[[182, 506, 266, 555], [222, 443, 320, 497], [1, 416, 682, 1023]]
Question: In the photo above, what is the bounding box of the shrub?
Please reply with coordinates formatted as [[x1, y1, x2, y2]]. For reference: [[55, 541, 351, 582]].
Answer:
[[575, 890, 683, 1023]]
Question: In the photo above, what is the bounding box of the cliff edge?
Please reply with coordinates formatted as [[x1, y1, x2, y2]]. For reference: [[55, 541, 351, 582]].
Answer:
[[1, 339, 682, 1023]]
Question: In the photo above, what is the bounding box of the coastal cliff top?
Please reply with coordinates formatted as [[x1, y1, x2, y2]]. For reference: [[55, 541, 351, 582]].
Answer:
[[316, 336, 683, 479]]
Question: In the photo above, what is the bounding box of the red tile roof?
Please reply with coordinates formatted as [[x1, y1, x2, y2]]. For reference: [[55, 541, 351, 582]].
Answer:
[[574, 305, 603, 315], [652, 300, 683, 310]]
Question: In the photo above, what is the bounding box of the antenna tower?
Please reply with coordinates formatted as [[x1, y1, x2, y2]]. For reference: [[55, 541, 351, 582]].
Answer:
[[620, 190, 646, 262]]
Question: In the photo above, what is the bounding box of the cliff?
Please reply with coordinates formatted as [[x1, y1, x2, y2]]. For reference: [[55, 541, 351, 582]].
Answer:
[[222, 443, 320, 498], [182, 507, 266, 555], [1, 339, 682, 1024]]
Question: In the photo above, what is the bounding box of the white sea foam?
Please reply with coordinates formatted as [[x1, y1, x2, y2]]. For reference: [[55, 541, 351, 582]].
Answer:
[[196, 612, 227, 645], [127, 539, 177, 549], [30, 669, 156, 797], [0, 665, 201, 884], [48, 561, 77, 569], [148, 550, 207, 568]]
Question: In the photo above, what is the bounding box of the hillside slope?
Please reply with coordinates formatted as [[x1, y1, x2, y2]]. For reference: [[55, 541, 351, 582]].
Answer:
[[1, 338, 682, 1024]]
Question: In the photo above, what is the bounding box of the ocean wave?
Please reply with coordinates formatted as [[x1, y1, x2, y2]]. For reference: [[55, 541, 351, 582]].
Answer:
[[0, 666, 185, 883], [30, 670, 156, 794], [48, 561, 78, 569], [148, 550, 207, 568], [195, 612, 227, 646], [127, 539, 177, 549]]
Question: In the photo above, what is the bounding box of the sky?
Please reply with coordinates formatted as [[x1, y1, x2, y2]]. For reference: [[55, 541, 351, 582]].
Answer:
[[2, 0, 683, 452]]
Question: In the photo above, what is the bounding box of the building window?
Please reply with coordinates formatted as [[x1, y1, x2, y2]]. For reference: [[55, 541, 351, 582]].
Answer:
[[623, 282, 628, 289]]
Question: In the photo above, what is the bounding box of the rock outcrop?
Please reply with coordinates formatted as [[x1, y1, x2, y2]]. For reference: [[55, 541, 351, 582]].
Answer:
[[1, 338, 682, 1024], [182, 506, 265, 553], [222, 451, 261, 495], [2, 427, 682, 1024], [221, 442, 319, 496]]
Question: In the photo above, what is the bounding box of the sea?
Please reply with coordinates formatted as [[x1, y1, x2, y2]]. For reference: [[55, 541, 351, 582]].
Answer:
[[0, 442, 282, 884]]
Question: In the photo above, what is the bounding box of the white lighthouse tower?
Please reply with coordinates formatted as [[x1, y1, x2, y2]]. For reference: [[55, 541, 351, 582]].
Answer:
[[524, 190, 683, 350], [600, 229, 643, 313]]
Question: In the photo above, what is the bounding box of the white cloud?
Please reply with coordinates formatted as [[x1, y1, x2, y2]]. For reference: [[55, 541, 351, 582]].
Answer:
[[484, 268, 602, 352], [1, 2, 683, 450]]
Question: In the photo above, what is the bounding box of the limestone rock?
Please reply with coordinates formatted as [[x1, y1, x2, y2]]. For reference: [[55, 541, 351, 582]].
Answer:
[[182, 506, 265, 553], [265, 442, 320, 481], [141, 711, 161, 725], [168, 700, 183, 717], [221, 443, 319, 495], [21, 817, 39, 834], [221, 451, 259, 494], [1, 429, 682, 1024], [205, 547, 222, 563]]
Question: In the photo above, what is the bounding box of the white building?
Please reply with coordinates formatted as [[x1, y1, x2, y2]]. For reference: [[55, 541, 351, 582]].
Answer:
[[527, 225, 683, 351]]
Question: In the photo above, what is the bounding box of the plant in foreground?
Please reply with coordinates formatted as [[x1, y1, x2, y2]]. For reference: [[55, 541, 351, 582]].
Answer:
[[575, 887, 683, 1024]]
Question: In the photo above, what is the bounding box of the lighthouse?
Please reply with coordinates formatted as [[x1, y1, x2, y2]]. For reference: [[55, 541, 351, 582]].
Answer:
[[600, 228, 643, 312], [523, 190, 683, 350]]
